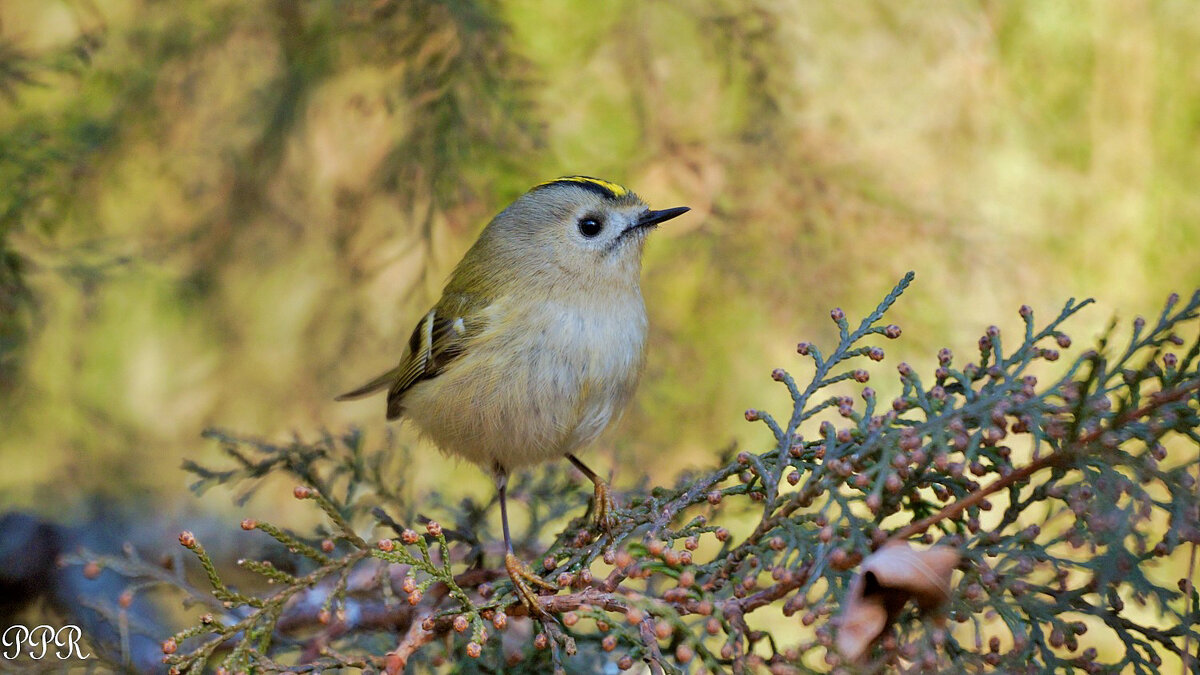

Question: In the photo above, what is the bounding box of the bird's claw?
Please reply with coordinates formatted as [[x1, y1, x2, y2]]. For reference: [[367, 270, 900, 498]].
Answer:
[[591, 480, 616, 533], [505, 552, 556, 617]]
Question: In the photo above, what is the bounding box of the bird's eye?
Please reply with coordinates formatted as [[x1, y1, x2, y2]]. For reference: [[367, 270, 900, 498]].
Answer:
[[577, 216, 604, 238]]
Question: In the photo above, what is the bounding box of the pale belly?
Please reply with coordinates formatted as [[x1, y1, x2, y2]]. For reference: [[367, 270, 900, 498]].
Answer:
[[400, 299, 647, 473]]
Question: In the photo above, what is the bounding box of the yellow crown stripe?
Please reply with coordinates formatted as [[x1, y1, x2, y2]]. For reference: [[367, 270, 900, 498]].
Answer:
[[533, 176, 631, 199]]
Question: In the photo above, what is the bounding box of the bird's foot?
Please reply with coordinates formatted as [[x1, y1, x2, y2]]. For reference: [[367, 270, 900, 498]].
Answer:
[[591, 480, 616, 533], [505, 552, 557, 617]]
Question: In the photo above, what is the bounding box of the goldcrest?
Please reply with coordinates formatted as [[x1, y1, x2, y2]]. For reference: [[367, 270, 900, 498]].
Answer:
[[338, 176, 688, 612]]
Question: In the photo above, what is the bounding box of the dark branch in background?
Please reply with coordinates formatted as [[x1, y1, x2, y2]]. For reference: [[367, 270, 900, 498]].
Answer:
[[46, 276, 1200, 674]]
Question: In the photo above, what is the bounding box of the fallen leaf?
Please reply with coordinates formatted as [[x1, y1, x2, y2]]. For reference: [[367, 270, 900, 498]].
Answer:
[[834, 541, 961, 663]]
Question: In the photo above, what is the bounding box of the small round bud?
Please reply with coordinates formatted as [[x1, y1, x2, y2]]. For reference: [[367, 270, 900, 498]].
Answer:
[[240, 519, 256, 531], [625, 608, 644, 625], [655, 621, 673, 639], [744, 409, 760, 422], [378, 539, 395, 552], [1019, 304, 1033, 318], [178, 531, 196, 548], [787, 470, 800, 485], [867, 347, 885, 361], [492, 611, 507, 629], [797, 342, 812, 355], [938, 348, 952, 365], [1050, 627, 1064, 647], [119, 590, 133, 608], [407, 589, 422, 605], [602, 634, 618, 651], [715, 528, 730, 542], [162, 638, 177, 655], [707, 490, 723, 505], [771, 368, 786, 381], [897, 362, 913, 377], [562, 611, 579, 627], [618, 655, 634, 670], [1056, 334, 1071, 348], [400, 529, 419, 545], [321, 539, 334, 553], [675, 644, 694, 663], [885, 473, 903, 493], [466, 642, 482, 658], [401, 576, 416, 593], [453, 615, 469, 633], [425, 521, 442, 537], [534, 633, 549, 650], [83, 561, 101, 579], [318, 609, 331, 624], [884, 324, 902, 339], [543, 556, 557, 571], [831, 307, 845, 322], [851, 369, 869, 383], [685, 536, 699, 550], [293, 485, 312, 499]]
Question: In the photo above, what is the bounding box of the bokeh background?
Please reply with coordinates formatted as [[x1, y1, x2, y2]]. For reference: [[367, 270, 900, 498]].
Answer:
[[2, 0, 1199, 541]]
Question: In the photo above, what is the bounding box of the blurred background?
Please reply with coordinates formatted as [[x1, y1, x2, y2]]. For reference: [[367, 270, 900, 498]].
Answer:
[[1, 0, 1199, 545]]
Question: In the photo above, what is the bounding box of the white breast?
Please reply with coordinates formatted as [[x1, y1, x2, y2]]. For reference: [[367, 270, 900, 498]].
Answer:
[[400, 292, 648, 472]]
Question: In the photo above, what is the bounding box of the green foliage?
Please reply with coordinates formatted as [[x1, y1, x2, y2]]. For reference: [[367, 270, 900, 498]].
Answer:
[[68, 276, 1195, 673]]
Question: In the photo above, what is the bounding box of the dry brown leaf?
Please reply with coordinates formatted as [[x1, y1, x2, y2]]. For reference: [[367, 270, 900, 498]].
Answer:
[[834, 541, 961, 663]]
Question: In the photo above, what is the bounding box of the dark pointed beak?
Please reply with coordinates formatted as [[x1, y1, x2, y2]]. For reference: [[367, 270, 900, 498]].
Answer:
[[637, 206, 690, 228]]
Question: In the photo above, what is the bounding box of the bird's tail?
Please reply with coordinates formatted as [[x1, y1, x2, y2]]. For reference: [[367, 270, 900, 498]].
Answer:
[[335, 367, 399, 401]]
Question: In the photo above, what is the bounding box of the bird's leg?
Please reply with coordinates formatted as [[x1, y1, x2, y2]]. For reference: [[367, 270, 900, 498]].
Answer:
[[496, 471, 555, 617], [567, 454, 615, 532]]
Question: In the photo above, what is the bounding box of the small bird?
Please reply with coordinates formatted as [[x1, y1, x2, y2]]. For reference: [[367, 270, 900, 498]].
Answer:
[[338, 176, 688, 613]]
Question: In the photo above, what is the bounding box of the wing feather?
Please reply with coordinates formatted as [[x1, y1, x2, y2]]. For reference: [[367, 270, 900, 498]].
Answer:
[[337, 295, 480, 421]]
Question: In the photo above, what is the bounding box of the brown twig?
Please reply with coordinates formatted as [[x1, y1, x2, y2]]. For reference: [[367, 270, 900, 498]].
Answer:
[[384, 614, 434, 674]]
